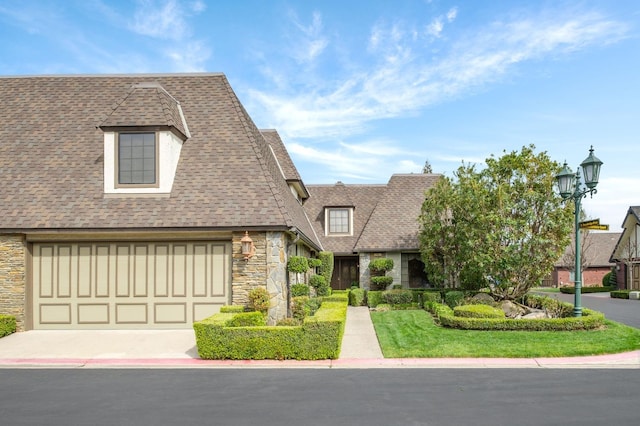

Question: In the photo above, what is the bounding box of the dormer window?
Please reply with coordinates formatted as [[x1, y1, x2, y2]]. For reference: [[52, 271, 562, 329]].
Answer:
[[117, 132, 158, 187], [326, 207, 353, 236]]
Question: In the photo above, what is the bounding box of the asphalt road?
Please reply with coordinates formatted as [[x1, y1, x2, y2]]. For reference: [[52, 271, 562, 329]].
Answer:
[[1, 369, 638, 426], [546, 292, 640, 329]]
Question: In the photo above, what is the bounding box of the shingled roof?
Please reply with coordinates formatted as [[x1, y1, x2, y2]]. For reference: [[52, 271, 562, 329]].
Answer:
[[304, 174, 440, 255], [556, 232, 621, 268], [355, 174, 440, 252], [0, 74, 320, 249]]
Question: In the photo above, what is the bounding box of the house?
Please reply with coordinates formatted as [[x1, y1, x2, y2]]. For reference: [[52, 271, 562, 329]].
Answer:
[[303, 174, 441, 290], [610, 206, 640, 290], [549, 232, 620, 287], [0, 73, 322, 331]]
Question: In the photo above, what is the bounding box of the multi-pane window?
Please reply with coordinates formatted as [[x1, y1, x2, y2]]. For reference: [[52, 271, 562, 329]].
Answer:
[[328, 208, 350, 235], [118, 133, 156, 185]]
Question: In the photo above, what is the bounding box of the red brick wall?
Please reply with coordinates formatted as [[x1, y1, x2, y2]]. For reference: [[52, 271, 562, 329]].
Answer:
[[555, 267, 611, 287]]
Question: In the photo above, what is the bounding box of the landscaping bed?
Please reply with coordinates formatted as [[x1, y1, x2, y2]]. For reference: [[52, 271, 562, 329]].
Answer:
[[193, 292, 348, 360], [0, 314, 16, 338]]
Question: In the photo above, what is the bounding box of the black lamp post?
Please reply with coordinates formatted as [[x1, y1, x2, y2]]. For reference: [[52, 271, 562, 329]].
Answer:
[[555, 146, 603, 317]]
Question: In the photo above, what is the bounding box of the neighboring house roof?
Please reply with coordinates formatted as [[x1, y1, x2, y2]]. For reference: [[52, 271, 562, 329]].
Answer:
[[0, 74, 321, 249], [355, 174, 440, 252], [610, 206, 640, 262], [556, 232, 621, 268], [304, 174, 440, 255]]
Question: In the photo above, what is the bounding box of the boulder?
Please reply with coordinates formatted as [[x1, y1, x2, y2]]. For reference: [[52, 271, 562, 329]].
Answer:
[[522, 310, 548, 320], [500, 300, 525, 318]]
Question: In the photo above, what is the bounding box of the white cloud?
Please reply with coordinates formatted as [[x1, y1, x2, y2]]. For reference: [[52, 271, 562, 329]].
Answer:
[[447, 7, 458, 22], [250, 10, 627, 143], [289, 11, 328, 64], [426, 18, 444, 38], [130, 0, 188, 40]]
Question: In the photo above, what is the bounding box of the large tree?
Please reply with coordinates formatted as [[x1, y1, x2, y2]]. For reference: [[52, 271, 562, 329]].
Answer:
[[419, 145, 573, 300]]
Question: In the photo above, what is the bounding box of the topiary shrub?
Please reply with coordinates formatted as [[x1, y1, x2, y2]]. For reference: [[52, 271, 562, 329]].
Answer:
[[317, 251, 334, 286], [371, 276, 393, 290], [454, 304, 505, 319], [368, 258, 394, 273], [292, 296, 311, 321], [445, 291, 465, 308], [309, 274, 326, 289], [316, 284, 332, 297], [382, 289, 414, 306], [248, 287, 270, 314], [308, 258, 322, 269], [291, 283, 310, 297], [349, 288, 366, 306], [602, 272, 612, 287], [287, 256, 309, 274]]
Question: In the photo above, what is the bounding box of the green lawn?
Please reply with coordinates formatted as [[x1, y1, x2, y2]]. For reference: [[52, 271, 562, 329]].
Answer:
[[371, 310, 640, 358]]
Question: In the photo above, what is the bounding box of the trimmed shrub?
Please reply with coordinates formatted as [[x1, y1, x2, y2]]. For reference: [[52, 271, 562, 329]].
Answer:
[[367, 291, 384, 308], [194, 296, 348, 360], [292, 296, 311, 321], [248, 287, 270, 314], [382, 289, 414, 306], [611, 290, 630, 299], [368, 258, 394, 273], [308, 258, 323, 268], [602, 272, 612, 286], [560, 286, 615, 294], [287, 256, 309, 274], [349, 288, 366, 306], [226, 311, 267, 327], [370, 276, 393, 290], [309, 274, 326, 289], [431, 302, 604, 331], [373, 303, 392, 312], [276, 317, 300, 326], [317, 251, 334, 286], [445, 291, 465, 308], [0, 315, 16, 338], [454, 304, 505, 319], [220, 305, 246, 313], [525, 294, 572, 318], [291, 283, 311, 297], [316, 285, 332, 296]]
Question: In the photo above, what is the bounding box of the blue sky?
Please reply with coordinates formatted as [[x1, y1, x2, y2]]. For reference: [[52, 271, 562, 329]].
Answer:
[[1, 0, 638, 231]]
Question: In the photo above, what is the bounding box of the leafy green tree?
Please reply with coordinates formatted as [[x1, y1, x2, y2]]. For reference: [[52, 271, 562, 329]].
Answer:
[[419, 145, 572, 300]]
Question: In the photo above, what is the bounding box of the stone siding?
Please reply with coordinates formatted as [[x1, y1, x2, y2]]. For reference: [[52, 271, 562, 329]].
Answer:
[[0, 235, 26, 331], [231, 231, 289, 324]]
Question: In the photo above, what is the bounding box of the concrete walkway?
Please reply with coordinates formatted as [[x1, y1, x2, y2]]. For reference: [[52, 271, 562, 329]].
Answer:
[[0, 305, 639, 368]]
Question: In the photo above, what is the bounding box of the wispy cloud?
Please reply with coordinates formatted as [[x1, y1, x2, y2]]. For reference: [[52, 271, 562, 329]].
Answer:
[[288, 11, 328, 64], [247, 7, 628, 180], [250, 9, 627, 140]]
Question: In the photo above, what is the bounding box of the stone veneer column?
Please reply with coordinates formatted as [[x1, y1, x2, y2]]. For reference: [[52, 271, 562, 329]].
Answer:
[[0, 235, 26, 331], [231, 231, 288, 325]]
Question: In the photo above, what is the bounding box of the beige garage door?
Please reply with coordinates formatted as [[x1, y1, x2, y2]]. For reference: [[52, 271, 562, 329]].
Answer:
[[32, 241, 231, 329]]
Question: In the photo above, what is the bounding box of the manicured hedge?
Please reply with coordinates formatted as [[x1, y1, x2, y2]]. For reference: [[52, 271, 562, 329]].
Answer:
[[560, 286, 616, 294], [426, 302, 604, 331], [194, 293, 348, 360], [454, 304, 505, 319], [611, 290, 630, 299], [349, 288, 366, 306], [367, 290, 384, 308], [0, 315, 17, 338]]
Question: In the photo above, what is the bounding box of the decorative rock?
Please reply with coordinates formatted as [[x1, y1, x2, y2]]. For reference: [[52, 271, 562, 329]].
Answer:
[[500, 300, 525, 318], [522, 311, 548, 320]]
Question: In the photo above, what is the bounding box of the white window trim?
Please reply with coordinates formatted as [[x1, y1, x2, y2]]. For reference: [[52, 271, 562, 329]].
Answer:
[[325, 207, 354, 236], [103, 130, 183, 195]]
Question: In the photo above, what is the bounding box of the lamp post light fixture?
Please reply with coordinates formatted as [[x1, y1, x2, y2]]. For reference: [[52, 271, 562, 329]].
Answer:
[[555, 146, 603, 317]]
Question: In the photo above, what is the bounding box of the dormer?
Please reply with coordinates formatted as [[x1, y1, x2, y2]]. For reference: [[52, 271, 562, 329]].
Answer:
[[99, 82, 190, 195]]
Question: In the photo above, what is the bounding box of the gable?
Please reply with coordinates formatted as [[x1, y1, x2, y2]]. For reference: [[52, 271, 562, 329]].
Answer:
[[0, 74, 321, 250]]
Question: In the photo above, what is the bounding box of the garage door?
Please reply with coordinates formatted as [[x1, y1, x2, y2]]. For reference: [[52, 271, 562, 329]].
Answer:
[[32, 241, 231, 329]]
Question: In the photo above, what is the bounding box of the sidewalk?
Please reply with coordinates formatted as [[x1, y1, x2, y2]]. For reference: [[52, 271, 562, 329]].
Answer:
[[0, 306, 638, 368]]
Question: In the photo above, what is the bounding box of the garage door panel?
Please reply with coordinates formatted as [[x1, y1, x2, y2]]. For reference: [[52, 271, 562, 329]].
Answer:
[[78, 304, 109, 324], [116, 303, 147, 324], [32, 241, 231, 329], [40, 304, 71, 324]]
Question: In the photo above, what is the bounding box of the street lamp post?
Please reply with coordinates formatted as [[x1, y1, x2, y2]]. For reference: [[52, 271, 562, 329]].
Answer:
[[555, 146, 603, 317]]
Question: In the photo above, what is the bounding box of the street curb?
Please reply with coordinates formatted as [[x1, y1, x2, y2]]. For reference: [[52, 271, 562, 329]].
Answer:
[[2, 350, 638, 369]]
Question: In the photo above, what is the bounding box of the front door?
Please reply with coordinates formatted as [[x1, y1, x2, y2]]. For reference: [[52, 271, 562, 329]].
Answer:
[[632, 264, 640, 290], [331, 257, 359, 290]]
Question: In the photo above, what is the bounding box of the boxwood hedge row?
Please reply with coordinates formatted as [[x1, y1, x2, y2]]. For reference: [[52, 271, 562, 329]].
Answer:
[[193, 292, 348, 360]]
